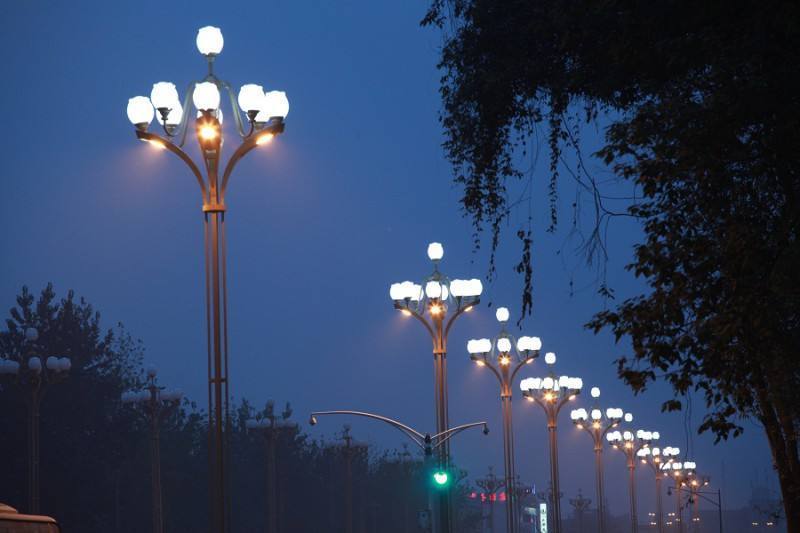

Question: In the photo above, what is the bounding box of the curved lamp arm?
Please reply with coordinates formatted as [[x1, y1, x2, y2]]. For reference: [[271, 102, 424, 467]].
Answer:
[[220, 119, 285, 194], [444, 297, 479, 338], [310, 410, 426, 449], [135, 130, 207, 197], [431, 421, 489, 450], [396, 303, 436, 341]]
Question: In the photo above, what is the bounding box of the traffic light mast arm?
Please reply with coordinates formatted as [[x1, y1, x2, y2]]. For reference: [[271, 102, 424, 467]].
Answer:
[[431, 421, 490, 451], [310, 410, 426, 448]]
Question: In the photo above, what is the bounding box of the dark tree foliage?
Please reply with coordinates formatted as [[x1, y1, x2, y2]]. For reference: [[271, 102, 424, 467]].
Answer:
[[423, 0, 800, 527], [0, 286, 479, 532]]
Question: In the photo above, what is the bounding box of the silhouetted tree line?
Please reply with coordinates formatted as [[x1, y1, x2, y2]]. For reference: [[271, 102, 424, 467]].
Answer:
[[0, 285, 481, 532]]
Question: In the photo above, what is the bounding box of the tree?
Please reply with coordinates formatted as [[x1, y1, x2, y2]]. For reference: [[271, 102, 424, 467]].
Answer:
[[423, 0, 800, 528]]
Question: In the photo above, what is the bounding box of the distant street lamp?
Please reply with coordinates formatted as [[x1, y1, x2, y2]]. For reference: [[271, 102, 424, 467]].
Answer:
[[637, 445, 680, 533], [475, 467, 506, 533], [121, 366, 183, 533], [0, 327, 71, 514], [389, 242, 482, 533], [569, 489, 592, 533], [467, 306, 541, 533], [570, 386, 623, 533], [667, 461, 697, 533], [309, 410, 489, 533], [607, 424, 659, 533], [520, 353, 583, 533], [125, 26, 289, 533], [246, 400, 298, 533]]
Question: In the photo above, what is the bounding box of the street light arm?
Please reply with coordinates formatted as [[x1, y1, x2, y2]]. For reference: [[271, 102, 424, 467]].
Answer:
[[510, 357, 533, 383], [310, 410, 426, 448], [220, 119, 285, 194], [135, 130, 207, 197], [397, 303, 436, 341], [431, 421, 489, 450], [444, 297, 478, 338]]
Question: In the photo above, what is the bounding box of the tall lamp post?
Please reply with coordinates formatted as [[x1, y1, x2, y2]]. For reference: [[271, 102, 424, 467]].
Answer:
[[607, 425, 659, 533], [125, 26, 289, 533], [569, 386, 623, 533], [467, 306, 541, 533], [475, 467, 505, 533], [636, 445, 680, 533], [519, 353, 583, 533], [246, 401, 298, 533], [389, 242, 482, 533], [0, 327, 71, 514], [121, 367, 183, 533], [310, 410, 489, 533]]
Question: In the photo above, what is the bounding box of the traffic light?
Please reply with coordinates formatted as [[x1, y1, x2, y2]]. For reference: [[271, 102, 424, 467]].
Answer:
[[432, 469, 450, 488]]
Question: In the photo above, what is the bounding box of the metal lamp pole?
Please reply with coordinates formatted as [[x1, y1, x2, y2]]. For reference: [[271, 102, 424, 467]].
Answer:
[[310, 410, 489, 533], [467, 306, 541, 533], [476, 467, 505, 533], [608, 424, 659, 533], [520, 353, 583, 533], [0, 327, 71, 514], [569, 387, 623, 533], [667, 461, 697, 533], [246, 401, 298, 533], [125, 26, 289, 533], [637, 445, 680, 533], [121, 367, 183, 533], [390, 242, 483, 533]]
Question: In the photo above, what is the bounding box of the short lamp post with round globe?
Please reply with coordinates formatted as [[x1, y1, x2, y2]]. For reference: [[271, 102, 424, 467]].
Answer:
[[607, 424, 659, 533], [570, 387, 624, 533], [125, 26, 289, 533], [519, 353, 583, 533], [121, 366, 183, 533], [389, 242, 482, 533], [467, 306, 541, 533], [636, 445, 680, 533], [0, 327, 71, 514]]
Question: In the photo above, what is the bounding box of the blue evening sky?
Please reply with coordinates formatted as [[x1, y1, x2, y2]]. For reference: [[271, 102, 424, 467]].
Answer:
[[0, 0, 775, 515]]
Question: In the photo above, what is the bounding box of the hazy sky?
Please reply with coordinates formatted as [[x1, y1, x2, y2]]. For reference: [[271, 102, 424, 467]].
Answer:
[[0, 0, 777, 516]]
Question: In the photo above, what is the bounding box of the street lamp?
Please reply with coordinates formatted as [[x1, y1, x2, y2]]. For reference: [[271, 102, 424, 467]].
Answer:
[[667, 461, 697, 533], [637, 445, 680, 533], [467, 306, 541, 533], [607, 424, 659, 533], [125, 26, 289, 533], [570, 386, 623, 533], [519, 353, 583, 533], [246, 400, 298, 533], [475, 467, 505, 533], [121, 366, 183, 533], [569, 489, 592, 533], [0, 327, 71, 514], [309, 410, 489, 533], [389, 242, 482, 533]]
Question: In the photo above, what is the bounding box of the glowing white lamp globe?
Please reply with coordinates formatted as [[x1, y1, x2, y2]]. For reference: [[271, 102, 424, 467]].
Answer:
[[425, 281, 442, 299], [590, 386, 600, 398], [497, 338, 512, 353], [193, 82, 221, 111], [196, 26, 224, 55], [426, 242, 444, 261], [127, 96, 154, 126], [257, 90, 290, 121], [495, 307, 510, 323], [238, 84, 264, 113], [468, 279, 483, 296], [544, 352, 556, 365], [591, 409, 602, 420], [151, 82, 180, 110], [542, 377, 554, 389]]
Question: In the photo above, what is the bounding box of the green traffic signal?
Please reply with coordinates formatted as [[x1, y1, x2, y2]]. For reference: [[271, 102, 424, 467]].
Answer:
[[432, 470, 449, 487]]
